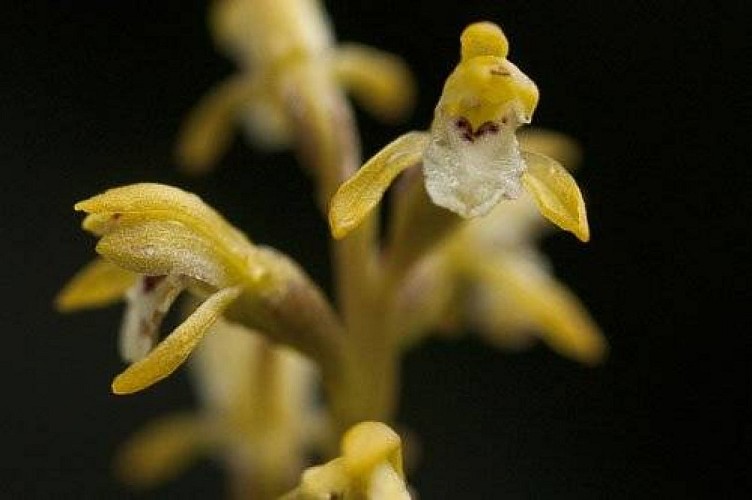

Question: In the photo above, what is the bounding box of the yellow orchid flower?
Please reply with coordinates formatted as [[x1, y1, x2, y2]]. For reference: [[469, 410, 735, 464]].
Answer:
[[176, 0, 414, 175], [329, 22, 589, 243], [115, 320, 327, 498], [282, 421, 411, 500], [57, 183, 346, 395], [390, 134, 605, 364], [451, 196, 605, 364]]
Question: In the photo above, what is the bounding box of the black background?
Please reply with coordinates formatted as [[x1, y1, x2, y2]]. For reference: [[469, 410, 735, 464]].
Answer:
[[2, 1, 747, 498]]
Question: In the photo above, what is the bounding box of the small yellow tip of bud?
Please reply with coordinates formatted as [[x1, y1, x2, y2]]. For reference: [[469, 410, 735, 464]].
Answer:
[[460, 22, 509, 61]]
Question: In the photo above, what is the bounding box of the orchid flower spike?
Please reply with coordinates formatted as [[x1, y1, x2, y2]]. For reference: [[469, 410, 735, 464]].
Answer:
[[282, 421, 411, 500], [329, 22, 590, 242], [56, 183, 344, 395]]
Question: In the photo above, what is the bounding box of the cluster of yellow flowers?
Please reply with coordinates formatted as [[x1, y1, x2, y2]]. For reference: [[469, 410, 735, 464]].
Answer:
[[57, 1, 603, 498]]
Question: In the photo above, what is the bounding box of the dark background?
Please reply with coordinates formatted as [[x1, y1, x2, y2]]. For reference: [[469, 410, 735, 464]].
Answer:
[[2, 1, 746, 498]]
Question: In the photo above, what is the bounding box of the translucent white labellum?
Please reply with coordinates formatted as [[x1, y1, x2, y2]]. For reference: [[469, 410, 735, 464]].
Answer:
[[423, 112, 526, 218], [119, 275, 186, 362]]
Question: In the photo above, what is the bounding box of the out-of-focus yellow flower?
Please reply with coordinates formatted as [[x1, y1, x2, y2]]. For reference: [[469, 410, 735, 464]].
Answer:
[[390, 133, 605, 364], [57, 183, 345, 395], [176, 0, 414, 175], [282, 421, 410, 500], [329, 22, 589, 243], [115, 320, 327, 498]]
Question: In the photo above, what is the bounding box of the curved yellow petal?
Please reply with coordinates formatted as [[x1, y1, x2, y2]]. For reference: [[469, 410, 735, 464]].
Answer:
[[521, 151, 590, 242], [470, 256, 606, 365], [333, 44, 415, 123], [55, 258, 137, 312], [112, 286, 242, 394], [96, 220, 235, 287], [175, 76, 261, 174], [114, 413, 211, 487], [328, 132, 428, 239]]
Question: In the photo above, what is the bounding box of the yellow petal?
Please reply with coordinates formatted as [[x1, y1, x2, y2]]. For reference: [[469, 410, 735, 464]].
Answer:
[[175, 76, 261, 174], [76, 183, 252, 255], [114, 413, 211, 487], [517, 128, 582, 170], [521, 151, 590, 242], [333, 44, 415, 123], [470, 255, 606, 365], [112, 286, 242, 394], [328, 132, 428, 239], [55, 258, 137, 312], [96, 220, 235, 287]]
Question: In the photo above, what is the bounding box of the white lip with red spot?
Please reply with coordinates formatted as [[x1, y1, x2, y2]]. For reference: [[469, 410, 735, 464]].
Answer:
[[423, 109, 526, 218], [119, 274, 186, 362]]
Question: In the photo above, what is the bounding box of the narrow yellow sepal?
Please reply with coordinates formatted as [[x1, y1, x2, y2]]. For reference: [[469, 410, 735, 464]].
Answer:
[[175, 76, 261, 174], [328, 132, 429, 239], [521, 151, 590, 242], [471, 256, 607, 365], [114, 413, 210, 487], [112, 286, 242, 395], [95, 220, 234, 288], [333, 44, 415, 123], [75, 183, 252, 253], [55, 258, 137, 312]]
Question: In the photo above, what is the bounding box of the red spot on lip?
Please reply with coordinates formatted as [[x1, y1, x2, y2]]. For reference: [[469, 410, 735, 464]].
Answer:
[[142, 275, 166, 293], [454, 118, 501, 142], [475, 122, 500, 136], [455, 117, 474, 141]]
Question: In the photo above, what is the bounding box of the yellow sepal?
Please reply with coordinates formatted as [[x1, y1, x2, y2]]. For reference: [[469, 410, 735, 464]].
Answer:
[[469, 255, 606, 365], [175, 76, 261, 174], [114, 413, 211, 487], [75, 183, 253, 257], [521, 151, 590, 242], [95, 220, 235, 288], [328, 132, 429, 239], [112, 286, 242, 395], [55, 258, 137, 312], [333, 44, 415, 123]]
